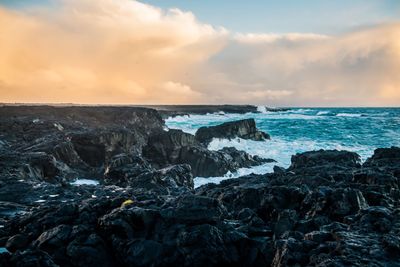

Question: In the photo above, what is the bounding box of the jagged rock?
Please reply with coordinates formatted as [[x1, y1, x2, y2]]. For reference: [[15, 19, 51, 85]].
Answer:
[[66, 233, 113, 267], [274, 209, 298, 237], [160, 195, 226, 224], [195, 118, 270, 145], [363, 146, 400, 167], [289, 149, 361, 170], [144, 129, 271, 177], [1, 105, 400, 267], [130, 164, 194, 193], [154, 104, 260, 117], [178, 146, 272, 177], [26, 153, 61, 182], [71, 134, 106, 167], [142, 129, 198, 167], [36, 225, 72, 250], [104, 153, 153, 186], [6, 248, 59, 267], [6, 234, 30, 252]]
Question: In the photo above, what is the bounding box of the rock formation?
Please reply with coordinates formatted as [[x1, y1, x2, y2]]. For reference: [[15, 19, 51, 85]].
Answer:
[[0, 106, 399, 267], [195, 118, 270, 145]]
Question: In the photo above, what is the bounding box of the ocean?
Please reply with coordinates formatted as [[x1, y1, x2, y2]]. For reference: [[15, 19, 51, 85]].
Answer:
[[165, 107, 400, 187]]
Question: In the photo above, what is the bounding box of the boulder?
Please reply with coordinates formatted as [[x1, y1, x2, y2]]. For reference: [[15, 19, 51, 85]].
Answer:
[[130, 164, 194, 193], [6, 234, 30, 252], [142, 129, 198, 168], [363, 146, 400, 168], [104, 153, 153, 186], [26, 152, 61, 182], [144, 129, 271, 177], [195, 119, 270, 145], [160, 195, 227, 224], [178, 146, 272, 177], [289, 149, 361, 170]]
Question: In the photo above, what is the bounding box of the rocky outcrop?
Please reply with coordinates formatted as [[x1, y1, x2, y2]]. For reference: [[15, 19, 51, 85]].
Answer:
[[0, 106, 164, 132], [1, 105, 399, 267], [195, 118, 270, 145], [103, 153, 153, 186], [0, 106, 164, 180], [151, 105, 290, 118], [142, 129, 198, 167], [195, 147, 400, 266], [178, 146, 274, 177], [363, 146, 400, 168], [289, 149, 361, 170], [152, 104, 260, 118], [143, 129, 272, 177], [1, 148, 400, 266]]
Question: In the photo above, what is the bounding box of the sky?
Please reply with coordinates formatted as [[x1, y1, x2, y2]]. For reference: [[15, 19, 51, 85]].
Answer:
[[142, 0, 400, 34], [0, 0, 399, 106]]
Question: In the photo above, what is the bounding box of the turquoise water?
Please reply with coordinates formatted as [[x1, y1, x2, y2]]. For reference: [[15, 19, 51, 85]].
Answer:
[[166, 108, 400, 186]]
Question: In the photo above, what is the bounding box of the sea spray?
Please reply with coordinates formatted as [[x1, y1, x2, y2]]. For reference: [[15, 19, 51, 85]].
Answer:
[[166, 107, 400, 186]]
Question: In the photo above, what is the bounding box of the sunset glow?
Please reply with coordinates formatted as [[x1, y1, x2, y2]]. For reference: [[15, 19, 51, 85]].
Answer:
[[0, 0, 399, 106]]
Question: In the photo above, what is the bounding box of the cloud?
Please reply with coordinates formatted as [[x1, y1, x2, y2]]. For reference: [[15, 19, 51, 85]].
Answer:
[[0, 0, 226, 104], [191, 23, 400, 106], [234, 33, 329, 44], [0, 0, 399, 106]]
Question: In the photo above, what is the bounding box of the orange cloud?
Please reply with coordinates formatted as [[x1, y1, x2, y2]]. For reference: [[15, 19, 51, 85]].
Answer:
[[0, 0, 399, 106], [192, 24, 400, 106], [0, 0, 226, 104]]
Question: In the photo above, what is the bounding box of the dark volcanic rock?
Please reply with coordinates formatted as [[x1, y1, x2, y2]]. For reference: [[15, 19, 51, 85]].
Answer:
[[1, 106, 399, 267], [104, 153, 153, 186], [178, 146, 272, 177], [143, 129, 198, 167], [143, 129, 271, 177], [195, 118, 270, 145], [0, 105, 164, 132], [363, 146, 400, 168], [195, 148, 400, 266], [150, 104, 259, 118], [289, 149, 361, 170], [130, 164, 194, 194], [150, 104, 290, 118]]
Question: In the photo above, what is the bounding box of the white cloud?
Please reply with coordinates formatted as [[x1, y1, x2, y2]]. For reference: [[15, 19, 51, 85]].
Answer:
[[234, 33, 329, 44]]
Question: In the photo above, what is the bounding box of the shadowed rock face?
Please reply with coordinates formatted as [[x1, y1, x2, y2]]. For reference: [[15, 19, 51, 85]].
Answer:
[[143, 129, 272, 177], [195, 118, 270, 145]]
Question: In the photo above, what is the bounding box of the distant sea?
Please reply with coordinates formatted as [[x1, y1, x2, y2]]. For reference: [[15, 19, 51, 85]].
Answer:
[[166, 107, 400, 187]]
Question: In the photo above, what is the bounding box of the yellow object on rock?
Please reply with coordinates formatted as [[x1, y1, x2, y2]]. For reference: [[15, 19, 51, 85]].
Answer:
[[121, 199, 134, 207]]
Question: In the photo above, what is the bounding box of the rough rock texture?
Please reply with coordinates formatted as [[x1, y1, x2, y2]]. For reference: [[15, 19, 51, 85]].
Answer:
[[1, 147, 400, 266], [195, 118, 270, 145], [150, 104, 260, 118], [143, 129, 272, 177], [196, 147, 400, 266], [0, 105, 272, 207], [288, 149, 361, 171], [1, 106, 399, 267], [149, 105, 290, 118]]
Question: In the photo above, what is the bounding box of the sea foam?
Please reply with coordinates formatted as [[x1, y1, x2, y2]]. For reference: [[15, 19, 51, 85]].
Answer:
[[165, 108, 400, 187]]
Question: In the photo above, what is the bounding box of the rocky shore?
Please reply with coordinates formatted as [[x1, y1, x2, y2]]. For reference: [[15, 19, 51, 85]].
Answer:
[[147, 105, 290, 118], [0, 105, 399, 266]]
